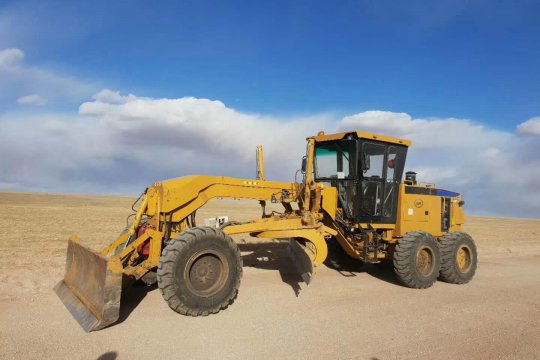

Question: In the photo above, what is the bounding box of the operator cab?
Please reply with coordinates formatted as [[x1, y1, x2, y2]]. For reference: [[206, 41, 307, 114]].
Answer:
[[312, 131, 410, 224]]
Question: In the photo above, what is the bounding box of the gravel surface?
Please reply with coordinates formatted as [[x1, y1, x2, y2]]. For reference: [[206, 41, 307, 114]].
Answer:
[[1, 192, 539, 360]]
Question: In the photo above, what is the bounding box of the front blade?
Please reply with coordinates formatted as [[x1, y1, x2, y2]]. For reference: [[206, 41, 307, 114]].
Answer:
[[286, 239, 315, 285], [54, 239, 123, 332]]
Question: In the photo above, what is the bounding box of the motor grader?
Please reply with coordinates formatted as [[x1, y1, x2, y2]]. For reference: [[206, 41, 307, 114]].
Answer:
[[55, 130, 478, 331]]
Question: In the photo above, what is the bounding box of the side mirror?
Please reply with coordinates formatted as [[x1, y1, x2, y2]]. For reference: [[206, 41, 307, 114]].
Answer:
[[361, 153, 370, 171], [301, 157, 307, 173]]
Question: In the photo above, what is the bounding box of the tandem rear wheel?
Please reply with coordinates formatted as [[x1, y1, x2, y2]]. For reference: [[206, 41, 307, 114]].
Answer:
[[157, 227, 243, 316], [393, 231, 441, 289], [438, 231, 477, 284], [393, 230, 477, 288]]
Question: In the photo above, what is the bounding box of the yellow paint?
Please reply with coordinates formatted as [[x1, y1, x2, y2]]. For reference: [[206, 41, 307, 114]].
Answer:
[[256, 145, 265, 181], [314, 130, 411, 147], [321, 186, 338, 219], [396, 185, 435, 236], [75, 130, 466, 288]]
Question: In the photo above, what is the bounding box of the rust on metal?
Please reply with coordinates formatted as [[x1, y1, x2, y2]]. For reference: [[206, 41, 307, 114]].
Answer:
[[54, 239, 123, 332]]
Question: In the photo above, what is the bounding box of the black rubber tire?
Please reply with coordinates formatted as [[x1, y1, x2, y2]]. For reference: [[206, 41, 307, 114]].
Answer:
[[157, 227, 242, 316], [393, 231, 441, 289], [324, 237, 363, 270], [439, 232, 477, 284], [139, 270, 157, 286]]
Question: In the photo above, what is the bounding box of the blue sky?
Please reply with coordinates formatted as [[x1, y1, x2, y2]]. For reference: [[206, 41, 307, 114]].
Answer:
[[1, 0, 540, 217], [2, 0, 539, 126]]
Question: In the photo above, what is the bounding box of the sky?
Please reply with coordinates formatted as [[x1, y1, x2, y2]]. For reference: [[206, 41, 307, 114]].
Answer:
[[0, 0, 539, 218]]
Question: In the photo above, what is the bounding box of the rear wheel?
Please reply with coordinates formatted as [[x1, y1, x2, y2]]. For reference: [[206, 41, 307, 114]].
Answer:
[[393, 231, 441, 289], [439, 232, 477, 284], [157, 227, 242, 316]]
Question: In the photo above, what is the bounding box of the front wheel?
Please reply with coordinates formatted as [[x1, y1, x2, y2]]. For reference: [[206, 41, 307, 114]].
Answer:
[[157, 227, 242, 316]]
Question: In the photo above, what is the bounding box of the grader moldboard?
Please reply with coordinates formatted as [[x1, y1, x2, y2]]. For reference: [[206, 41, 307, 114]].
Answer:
[[55, 130, 478, 331]]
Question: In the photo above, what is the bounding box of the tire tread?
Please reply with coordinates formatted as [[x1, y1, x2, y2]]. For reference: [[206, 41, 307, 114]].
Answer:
[[439, 231, 477, 284], [157, 226, 242, 316], [393, 231, 441, 289]]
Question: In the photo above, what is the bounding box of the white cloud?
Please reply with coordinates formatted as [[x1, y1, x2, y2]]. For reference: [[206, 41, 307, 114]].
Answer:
[[340, 111, 415, 133], [17, 93, 47, 106], [92, 89, 137, 104], [0, 90, 539, 218], [0, 48, 23, 68], [0, 90, 330, 194], [78, 89, 331, 164], [339, 110, 510, 150], [516, 117, 540, 136], [0, 47, 97, 106]]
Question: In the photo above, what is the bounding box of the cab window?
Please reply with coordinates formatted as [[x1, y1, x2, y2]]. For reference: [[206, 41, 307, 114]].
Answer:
[[314, 142, 353, 179], [361, 142, 385, 178]]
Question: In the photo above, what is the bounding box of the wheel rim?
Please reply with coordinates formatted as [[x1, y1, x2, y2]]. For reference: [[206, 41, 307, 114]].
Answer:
[[416, 246, 434, 277], [184, 250, 229, 297], [456, 245, 472, 273]]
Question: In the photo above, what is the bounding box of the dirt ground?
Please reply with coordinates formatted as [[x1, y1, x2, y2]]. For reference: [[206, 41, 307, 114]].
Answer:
[[0, 192, 539, 359]]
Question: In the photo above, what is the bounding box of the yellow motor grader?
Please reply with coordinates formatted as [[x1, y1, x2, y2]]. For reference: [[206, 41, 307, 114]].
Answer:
[[55, 130, 477, 331]]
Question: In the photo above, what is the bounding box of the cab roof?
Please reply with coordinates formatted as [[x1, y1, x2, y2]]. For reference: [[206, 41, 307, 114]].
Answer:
[[312, 131, 412, 147]]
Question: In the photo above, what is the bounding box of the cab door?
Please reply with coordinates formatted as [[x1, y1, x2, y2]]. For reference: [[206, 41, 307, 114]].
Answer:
[[381, 145, 407, 223], [358, 142, 386, 220], [357, 141, 407, 224]]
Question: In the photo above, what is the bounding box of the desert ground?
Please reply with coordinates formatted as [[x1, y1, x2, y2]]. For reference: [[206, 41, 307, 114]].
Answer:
[[0, 192, 539, 359]]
